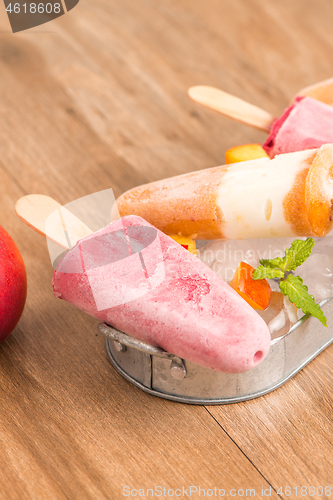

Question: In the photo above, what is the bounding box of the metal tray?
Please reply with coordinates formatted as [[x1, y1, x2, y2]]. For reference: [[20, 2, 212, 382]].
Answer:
[[98, 297, 333, 405]]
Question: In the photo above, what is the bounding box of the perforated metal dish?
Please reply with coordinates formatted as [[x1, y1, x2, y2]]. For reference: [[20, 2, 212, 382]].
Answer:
[[98, 298, 333, 405]]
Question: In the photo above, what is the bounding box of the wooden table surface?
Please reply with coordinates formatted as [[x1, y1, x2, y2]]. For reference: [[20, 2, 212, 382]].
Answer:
[[0, 1, 332, 498]]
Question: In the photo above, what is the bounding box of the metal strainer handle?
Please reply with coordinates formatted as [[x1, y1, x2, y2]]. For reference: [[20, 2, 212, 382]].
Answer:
[[98, 323, 181, 360]]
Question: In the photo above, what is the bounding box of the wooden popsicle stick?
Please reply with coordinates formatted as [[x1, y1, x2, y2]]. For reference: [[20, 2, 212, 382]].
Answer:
[[296, 77, 333, 105], [15, 194, 93, 249], [188, 86, 275, 133]]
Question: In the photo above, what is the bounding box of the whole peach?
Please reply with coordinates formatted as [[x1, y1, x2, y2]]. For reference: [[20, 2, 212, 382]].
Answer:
[[0, 226, 27, 343]]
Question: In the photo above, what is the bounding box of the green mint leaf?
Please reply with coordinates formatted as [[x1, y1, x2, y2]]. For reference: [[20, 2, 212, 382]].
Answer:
[[279, 274, 327, 327], [252, 238, 326, 325], [254, 238, 315, 277], [252, 265, 284, 280], [259, 257, 285, 270], [280, 238, 315, 272]]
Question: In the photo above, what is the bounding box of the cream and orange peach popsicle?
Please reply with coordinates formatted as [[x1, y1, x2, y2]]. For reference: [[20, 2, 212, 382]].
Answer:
[[116, 144, 333, 240], [53, 215, 271, 373]]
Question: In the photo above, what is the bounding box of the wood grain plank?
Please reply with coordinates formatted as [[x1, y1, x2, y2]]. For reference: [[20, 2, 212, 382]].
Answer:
[[0, 0, 333, 497], [209, 348, 333, 499]]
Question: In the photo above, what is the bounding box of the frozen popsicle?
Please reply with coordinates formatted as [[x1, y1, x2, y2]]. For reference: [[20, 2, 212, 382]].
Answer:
[[263, 96, 333, 158], [52, 215, 271, 373], [189, 86, 333, 158], [116, 144, 333, 240]]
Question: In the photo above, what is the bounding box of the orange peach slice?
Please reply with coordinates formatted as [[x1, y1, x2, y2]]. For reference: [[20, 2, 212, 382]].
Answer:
[[229, 261, 272, 310], [305, 143, 333, 237], [168, 235, 198, 255], [225, 144, 269, 164]]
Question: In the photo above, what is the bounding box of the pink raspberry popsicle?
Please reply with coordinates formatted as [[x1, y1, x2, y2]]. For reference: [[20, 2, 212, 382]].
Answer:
[[52, 216, 271, 373], [263, 96, 333, 158], [188, 86, 333, 158]]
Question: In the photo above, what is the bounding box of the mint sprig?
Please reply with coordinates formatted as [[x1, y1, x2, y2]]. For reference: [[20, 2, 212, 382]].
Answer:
[[280, 275, 327, 327], [277, 238, 314, 271], [252, 238, 327, 327], [252, 265, 284, 280]]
